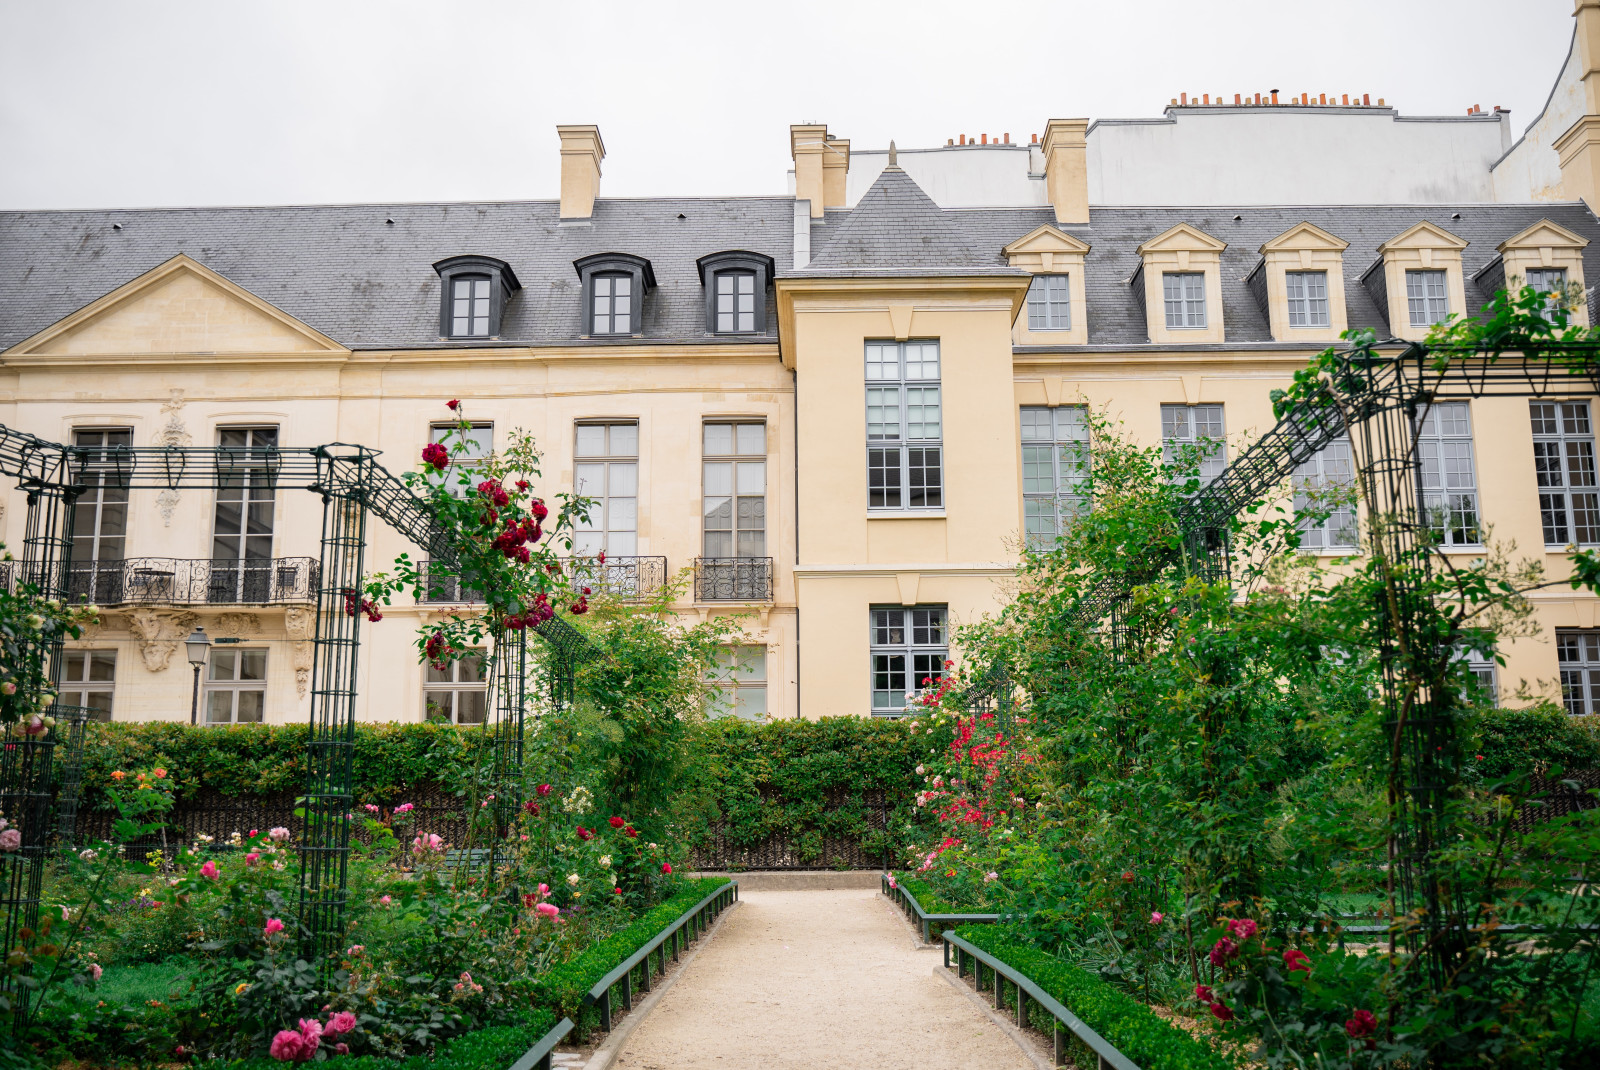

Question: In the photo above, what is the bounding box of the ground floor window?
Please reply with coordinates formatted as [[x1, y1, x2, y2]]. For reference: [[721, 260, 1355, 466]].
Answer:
[[205, 648, 267, 725], [1558, 630, 1600, 715], [425, 652, 487, 724], [870, 606, 948, 715], [61, 650, 115, 722], [708, 645, 767, 720]]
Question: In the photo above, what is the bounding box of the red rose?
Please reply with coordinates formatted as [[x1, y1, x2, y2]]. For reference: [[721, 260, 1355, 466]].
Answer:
[[576, 827, 592, 841], [1121, 871, 1135, 883], [522, 800, 540, 815], [1283, 949, 1311, 974], [421, 443, 449, 470], [1345, 1009, 1376, 1039], [609, 816, 625, 829], [531, 499, 549, 521], [624, 826, 638, 838], [615, 887, 622, 895], [1209, 937, 1237, 966], [446, 399, 460, 410], [1210, 1002, 1234, 1022], [1194, 984, 1213, 1003], [536, 784, 552, 796]]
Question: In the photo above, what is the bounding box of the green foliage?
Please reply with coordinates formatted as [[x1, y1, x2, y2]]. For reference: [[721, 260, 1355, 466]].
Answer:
[[230, 1009, 560, 1070], [0, 538, 99, 726], [957, 925, 1233, 1070], [1472, 701, 1600, 779]]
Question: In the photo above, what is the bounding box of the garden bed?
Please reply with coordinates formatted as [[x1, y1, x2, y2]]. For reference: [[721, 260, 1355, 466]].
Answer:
[[882, 873, 1001, 943]]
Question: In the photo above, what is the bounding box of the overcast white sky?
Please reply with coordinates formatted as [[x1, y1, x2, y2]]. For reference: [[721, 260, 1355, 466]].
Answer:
[[0, 0, 1581, 210]]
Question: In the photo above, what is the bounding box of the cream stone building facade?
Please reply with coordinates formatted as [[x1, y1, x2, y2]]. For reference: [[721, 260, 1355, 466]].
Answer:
[[11, 4, 1600, 723]]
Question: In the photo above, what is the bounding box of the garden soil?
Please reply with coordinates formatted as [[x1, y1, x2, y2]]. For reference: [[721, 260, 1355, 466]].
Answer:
[[609, 888, 1036, 1069]]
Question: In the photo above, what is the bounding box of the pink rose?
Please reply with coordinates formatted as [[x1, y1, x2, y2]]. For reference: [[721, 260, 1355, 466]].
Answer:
[[662, 863, 672, 874], [334, 1043, 349, 1055], [537, 883, 549, 897], [264, 917, 285, 937], [324, 1011, 357, 1037], [0, 829, 20, 851], [88, 962, 103, 981], [1150, 911, 1164, 924], [245, 852, 260, 866], [269, 1030, 306, 1062], [299, 1018, 323, 1051], [535, 902, 560, 918], [199, 860, 219, 880], [1209, 937, 1237, 966], [346, 945, 364, 956], [1228, 917, 1258, 941], [378, 895, 391, 906]]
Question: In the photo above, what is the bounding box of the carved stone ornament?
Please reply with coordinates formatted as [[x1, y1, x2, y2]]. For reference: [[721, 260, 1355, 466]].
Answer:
[[212, 612, 261, 639], [283, 606, 316, 698], [127, 607, 200, 673], [154, 390, 190, 527]]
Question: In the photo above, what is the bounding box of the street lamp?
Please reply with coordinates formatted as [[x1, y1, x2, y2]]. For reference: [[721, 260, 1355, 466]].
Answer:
[[185, 626, 211, 726]]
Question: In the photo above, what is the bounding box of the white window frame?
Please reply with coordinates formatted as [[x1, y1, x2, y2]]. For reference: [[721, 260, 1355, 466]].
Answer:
[[204, 647, 268, 725], [1294, 436, 1359, 551], [1020, 406, 1089, 551], [869, 606, 948, 716], [1285, 270, 1331, 328], [574, 421, 639, 556], [1526, 267, 1570, 324], [1162, 272, 1207, 329], [1161, 404, 1227, 485], [70, 428, 132, 604], [450, 276, 492, 337], [1026, 275, 1071, 331], [61, 650, 116, 723], [1415, 401, 1481, 547], [1531, 400, 1600, 547], [1405, 269, 1449, 327], [702, 422, 766, 558], [1559, 630, 1600, 715], [708, 645, 767, 720], [424, 651, 488, 724], [866, 340, 943, 512]]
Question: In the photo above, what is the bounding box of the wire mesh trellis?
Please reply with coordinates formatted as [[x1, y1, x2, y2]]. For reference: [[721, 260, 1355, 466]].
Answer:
[[1062, 339, 1600, 998], [0, 424, 601, 983]]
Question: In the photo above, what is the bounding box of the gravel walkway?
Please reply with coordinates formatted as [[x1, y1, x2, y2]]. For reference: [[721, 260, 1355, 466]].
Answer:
[[610, 888, 1035, 1070]]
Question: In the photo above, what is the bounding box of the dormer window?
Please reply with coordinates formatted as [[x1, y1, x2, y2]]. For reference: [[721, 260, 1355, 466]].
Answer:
[[696, 251, 775, 335], [433, 255, 520, 340], [575, 253, 656, 337]]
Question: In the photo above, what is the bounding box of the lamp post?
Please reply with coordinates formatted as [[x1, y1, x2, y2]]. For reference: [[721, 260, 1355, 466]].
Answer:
[[185, 627, 211, 726]]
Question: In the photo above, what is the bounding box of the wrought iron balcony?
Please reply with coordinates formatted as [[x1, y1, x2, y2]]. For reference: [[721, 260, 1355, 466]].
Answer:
[[419, 557, 668, 604], [694, 557, 773, 602], [64, 558, 319, 606]]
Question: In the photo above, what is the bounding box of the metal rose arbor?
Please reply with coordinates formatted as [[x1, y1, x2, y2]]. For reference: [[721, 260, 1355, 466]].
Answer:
[[0, 425, 593, 1019], [1056, 317, 1600, 1011]]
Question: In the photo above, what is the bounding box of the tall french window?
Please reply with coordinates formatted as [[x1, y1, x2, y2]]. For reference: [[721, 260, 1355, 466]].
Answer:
[[866, 340, 942, 510]]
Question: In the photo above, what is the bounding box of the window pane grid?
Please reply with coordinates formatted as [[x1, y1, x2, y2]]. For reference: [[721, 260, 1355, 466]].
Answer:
[[451, 276, 491, 337], [709, 645, 767, 720], [865, 341, 943, 510], [593, 274, 632, 335], [1162, 272, 1206, 329], [1406, 269, 1449, 327], [1285, 271, 1330, 328], [1559, 630, 1600, 714], [715, 271, 757, 333], [1526, 268, 1568, 324], [1020, 405, 1090, 550], [1416, 401, 1481, 546], [1161, 404, 1226, 485], [1026, 275, 1072, 331], [1532, 400, 1600, 546], [425, 652, 488, 724], [62, 650, 116, 722], [704, 422, 766, 558], [213, 428, 279, 604], [204, 648, 267, 725], [870, 606, 948, 715], [1294, 437, 1359, 550], [574, 422, 639, 556]]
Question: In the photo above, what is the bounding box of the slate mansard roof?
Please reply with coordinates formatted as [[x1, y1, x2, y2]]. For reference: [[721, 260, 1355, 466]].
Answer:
[[0, 197, 796, 351], [796, 168, 1600, 347]]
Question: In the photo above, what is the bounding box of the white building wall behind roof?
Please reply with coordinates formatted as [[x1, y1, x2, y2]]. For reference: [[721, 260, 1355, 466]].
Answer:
[[843, 144, 1047, 208], [1086, 108, 1509, 205], [1492, 33, 1583, 202]]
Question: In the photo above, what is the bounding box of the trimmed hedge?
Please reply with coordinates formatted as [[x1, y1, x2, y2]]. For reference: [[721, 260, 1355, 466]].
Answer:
[[530, 877, 729, 1023], [956, 924, 1233, 1070], [231, 1009, 558, 1070]]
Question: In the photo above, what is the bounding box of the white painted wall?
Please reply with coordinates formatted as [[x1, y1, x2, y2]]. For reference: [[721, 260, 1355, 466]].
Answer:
[[1492, 32, 1583, 202], [843, 144, 1046, 208]]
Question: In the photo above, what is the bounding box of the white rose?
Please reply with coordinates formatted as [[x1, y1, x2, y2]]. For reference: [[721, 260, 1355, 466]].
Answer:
[[566, 872, 581, 886], [915, 765, 925, 775], [599, 855, 612, 867]]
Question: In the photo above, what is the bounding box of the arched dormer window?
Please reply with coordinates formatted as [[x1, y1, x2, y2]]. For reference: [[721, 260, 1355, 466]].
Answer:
[[574, 253, 656, 337], [433, 255, 521, 340], [696, 250, 775, 334]]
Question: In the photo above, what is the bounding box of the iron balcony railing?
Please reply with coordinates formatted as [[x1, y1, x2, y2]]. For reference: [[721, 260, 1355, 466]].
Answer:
[[64, 558, 319, 606], [693, 557, 773, 602], [419, 557, 668, 604]]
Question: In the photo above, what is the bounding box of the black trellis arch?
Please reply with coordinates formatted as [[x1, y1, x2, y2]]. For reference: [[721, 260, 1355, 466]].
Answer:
[[0, 426, 597, 1012], [1057, 338, 1600, 997]]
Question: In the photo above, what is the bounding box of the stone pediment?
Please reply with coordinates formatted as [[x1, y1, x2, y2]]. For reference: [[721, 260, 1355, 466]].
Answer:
[[5, 254, 347, 359], [1136, 222, 1227, 256], [1002, 224, 1092, 259], [1497, 218, 1590, 254], [1377, 220, 1468, 254], [1260, 221, 1349, 254]]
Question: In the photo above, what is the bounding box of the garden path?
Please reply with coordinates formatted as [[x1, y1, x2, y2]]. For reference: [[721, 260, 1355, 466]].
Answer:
[[608, 887, 1035, 1070]]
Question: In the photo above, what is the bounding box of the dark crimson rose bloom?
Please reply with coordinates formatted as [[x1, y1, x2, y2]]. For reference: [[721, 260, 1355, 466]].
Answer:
[[446, 399, 460, 410], [576, 827, 592, 841], [1283, 949, 1311, 974], [523, 800, 540, 815], [1345, 1009, 1376, 1039], [1210, 1002, 1234, 1022], [531, 499, 549, 521], [624, 826, 638, 838], [609, 816, 626, 829], [421, 443, 449, 470], [1194, 985, 1213, 1003], [536, 784, 552, 796]]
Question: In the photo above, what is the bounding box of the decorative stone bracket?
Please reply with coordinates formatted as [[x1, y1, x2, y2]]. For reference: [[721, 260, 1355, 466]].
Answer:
[[127, 608, 200, 672]]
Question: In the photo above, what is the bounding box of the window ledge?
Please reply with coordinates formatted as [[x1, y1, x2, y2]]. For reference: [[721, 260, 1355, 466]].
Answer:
[[867, 510, 946, 520]]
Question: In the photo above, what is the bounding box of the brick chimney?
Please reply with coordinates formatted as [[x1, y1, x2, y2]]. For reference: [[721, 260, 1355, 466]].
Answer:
[[791, 124, 829, 219], [1558, 2, 1600, 211], [822, 138, 850, 210], [557, 125, 605, 222], [1041, 119, 1090, 225]]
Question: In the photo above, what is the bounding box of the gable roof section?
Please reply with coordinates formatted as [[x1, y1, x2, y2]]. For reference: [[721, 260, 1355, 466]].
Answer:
[[6, 254, 347, 358], [799, 168, 1024, 277]]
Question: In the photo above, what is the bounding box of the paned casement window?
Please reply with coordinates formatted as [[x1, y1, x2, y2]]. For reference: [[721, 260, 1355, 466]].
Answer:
[[1020, 406, 1089, 551], [70, 428, 131, 604], [430, 422, 493, 488], [1162, 272, 1207, 329], [1558, 630, 1600, 715], [1285, 271, 1331, 328], [1531, 400, 1600, 546], [61, 650, 115, 722], [708, 646, 767, 720], [1456, 647, 1497, 700], [212, 427, 279, 603], [703, 422, 766, 557], [1415, 401, 1481, 547], [870, 606, 948, 716], [1405, 269, 1450, 327], [424, 652, 487, 724], [696, 250, 774, 335], [575, 253, 655, 338], [865, 341, 943, 511], [1026, 275, 1072, 331], [205, 648, 267, 725], [1527, 267, 1570, 323], [1160, 404, 1227, 485], [574, 422, 638, 556], [1293, 437, 1359, 551], [434, 255, 520, 339]]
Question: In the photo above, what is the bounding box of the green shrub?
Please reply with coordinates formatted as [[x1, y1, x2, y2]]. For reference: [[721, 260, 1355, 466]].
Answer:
[[955, 925, 1233, 1070], [1473, 702, 1600, 779]]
